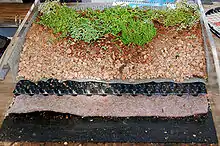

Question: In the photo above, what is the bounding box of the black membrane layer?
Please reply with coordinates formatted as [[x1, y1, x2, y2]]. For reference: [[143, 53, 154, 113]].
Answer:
[[0, 110, 217, 143], [13, 79, 207, 96]]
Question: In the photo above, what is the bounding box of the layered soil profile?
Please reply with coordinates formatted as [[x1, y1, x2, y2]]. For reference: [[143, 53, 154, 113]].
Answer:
[[1, 3, 216, 144], [18, 22, 207, 82], [13, 4, 209, 119]]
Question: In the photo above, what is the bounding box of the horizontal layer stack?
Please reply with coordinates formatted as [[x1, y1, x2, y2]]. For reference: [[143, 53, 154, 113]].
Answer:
[[0, 0, 218, 144]]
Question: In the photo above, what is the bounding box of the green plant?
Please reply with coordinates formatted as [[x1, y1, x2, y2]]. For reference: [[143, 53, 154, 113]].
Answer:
[[38, 1, 200, 46], [69, 18, 102, 43], [101, 46, 108, 51], [154, 0, 200, 29], [120, 19, 156, 46], [186, 34, 197, 39], [39, 0, 60, 14]]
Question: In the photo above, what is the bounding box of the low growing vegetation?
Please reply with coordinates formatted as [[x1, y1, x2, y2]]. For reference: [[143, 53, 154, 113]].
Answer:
[[38, 0, 200, 46], [153, 2, 200, 29]]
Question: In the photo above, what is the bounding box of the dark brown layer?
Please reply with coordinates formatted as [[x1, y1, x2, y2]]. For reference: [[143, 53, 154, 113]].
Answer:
[[7, 95, 208, 117]]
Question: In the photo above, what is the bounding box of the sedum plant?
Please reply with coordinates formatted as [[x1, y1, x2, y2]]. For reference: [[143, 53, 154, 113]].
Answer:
[[154, 0, 200, 29], [38, 0, 60, 15], [69, 18, 103, 43], [38, 3, 80, 36], [120, 19, 156, 46], [38, 0, 200, 46]]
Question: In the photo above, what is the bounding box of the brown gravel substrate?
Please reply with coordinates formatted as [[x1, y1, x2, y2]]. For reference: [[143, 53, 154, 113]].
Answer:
[[7, 95, 208, 117], [18, 22, 207, 82]]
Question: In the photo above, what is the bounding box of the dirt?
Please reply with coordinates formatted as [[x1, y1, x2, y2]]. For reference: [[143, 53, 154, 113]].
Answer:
[[18, 22, 207, 82]]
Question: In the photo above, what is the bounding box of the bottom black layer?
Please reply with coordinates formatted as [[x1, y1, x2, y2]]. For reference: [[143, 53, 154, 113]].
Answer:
[[0, 111, 218, 144]]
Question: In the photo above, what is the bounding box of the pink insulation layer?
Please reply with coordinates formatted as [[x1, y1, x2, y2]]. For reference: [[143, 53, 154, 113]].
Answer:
[[7, 94, 208, 117]]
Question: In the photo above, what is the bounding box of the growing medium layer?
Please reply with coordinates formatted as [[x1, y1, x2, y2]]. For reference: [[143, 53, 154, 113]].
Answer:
[[18, 22, 206, 82], [18, 2, 206, 82]]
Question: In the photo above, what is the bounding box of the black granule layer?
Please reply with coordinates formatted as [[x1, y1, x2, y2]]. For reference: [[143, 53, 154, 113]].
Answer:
[[0, 110, 217, 143]]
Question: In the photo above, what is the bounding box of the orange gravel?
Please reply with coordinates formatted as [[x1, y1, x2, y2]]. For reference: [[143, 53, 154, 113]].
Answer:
[[18, 22, 207, 82]]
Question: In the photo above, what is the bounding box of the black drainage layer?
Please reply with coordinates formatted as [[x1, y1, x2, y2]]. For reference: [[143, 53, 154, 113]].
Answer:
[[0, 111, 217, 143], [14, 80, 207, 96]]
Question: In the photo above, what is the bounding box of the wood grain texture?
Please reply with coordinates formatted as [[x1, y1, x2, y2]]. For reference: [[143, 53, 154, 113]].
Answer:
[[0, 72, 14, 127], [0, 3, 31, 24]]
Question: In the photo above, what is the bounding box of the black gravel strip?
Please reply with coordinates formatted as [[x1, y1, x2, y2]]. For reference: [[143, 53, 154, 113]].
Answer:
[[13, 79, 207, 96], [0, 110, 217, 143]]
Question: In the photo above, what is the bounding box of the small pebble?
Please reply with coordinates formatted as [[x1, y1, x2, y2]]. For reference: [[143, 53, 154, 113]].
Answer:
[[64, 142, 68, 145], [66, 49, 72, 54]]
